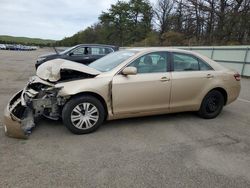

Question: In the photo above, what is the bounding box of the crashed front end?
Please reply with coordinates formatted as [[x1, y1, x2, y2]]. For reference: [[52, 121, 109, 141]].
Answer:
[[3, 76, 64, 139], [3, 59, 101, 139]]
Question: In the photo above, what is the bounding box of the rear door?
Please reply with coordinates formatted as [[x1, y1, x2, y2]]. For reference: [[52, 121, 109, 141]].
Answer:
[[112, 51, 172, 115], [170, 52, 215, 112]]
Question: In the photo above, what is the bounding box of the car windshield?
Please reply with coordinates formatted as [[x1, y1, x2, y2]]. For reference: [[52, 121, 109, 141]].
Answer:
[[88, 50, 137, 72]]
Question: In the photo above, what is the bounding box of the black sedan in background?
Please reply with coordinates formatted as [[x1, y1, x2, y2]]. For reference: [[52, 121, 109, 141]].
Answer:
[[35, 44, 119, 69]]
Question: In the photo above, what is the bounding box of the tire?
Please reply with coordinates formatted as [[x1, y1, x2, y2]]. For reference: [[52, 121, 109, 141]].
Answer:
[[198, 90, 224, 119], [62, 95, 105, 134]]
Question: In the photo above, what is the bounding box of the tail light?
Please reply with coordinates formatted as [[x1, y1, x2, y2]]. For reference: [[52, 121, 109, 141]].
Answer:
[[234, 73, 241, 81]]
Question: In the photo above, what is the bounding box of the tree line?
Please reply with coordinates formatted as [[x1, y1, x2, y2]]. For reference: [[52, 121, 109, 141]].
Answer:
[[56, 0, 250, 47]]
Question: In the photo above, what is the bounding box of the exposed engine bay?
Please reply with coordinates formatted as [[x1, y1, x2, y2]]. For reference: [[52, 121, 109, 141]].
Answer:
[[3, 59, 100, 139], [59, 69, 96, 82]]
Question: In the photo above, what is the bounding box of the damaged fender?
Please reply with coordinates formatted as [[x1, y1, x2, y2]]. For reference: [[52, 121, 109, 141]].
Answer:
[[3, 76, 63, 139]]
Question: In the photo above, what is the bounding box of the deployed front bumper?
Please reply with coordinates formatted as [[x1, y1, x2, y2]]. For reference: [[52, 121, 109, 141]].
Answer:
[[3, 90, 34, 139]]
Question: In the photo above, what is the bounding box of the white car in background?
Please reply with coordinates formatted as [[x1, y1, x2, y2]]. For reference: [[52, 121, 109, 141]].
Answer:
[[0, 44, 6, 50]]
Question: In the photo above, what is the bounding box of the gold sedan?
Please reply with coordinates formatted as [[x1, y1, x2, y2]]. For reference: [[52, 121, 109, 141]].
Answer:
[[3, 48, 241, 138]]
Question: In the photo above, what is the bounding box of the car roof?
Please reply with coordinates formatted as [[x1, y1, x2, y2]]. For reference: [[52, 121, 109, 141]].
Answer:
[[124, 47, 195, 53], [75, 44, 118, 48], [122, 48, 204, 58]]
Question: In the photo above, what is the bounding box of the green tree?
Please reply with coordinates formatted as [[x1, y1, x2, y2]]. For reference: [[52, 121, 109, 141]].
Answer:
[[99, 0, 153, 46]]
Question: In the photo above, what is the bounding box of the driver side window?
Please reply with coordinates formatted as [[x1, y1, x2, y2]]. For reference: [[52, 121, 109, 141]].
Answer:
[[128, 52, 168, 73], [70, 47, 89, 56]]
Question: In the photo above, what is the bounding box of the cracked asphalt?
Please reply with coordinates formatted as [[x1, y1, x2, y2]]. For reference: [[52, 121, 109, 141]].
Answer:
[[0, 49, 250, 188]]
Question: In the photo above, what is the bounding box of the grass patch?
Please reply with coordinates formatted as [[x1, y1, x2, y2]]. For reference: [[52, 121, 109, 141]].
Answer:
[[0, 35, 55, 45]]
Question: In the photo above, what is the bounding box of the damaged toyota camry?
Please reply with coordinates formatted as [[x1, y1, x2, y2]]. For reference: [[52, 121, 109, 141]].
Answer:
[[3, 48, 241, 139]]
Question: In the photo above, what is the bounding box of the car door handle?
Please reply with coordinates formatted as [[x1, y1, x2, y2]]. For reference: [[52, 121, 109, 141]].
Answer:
[[83, 57, 90, 59], [160, 77, 170, 82], [206, 74, 214, 78]]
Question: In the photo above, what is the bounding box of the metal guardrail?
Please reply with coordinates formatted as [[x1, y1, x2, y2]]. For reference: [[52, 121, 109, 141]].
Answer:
[[178, 46, 250, 76]]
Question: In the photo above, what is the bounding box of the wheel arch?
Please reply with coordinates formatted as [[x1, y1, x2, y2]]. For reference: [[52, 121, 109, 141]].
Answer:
[[207, 87, 228, 105], [67, 91, 108, 119]]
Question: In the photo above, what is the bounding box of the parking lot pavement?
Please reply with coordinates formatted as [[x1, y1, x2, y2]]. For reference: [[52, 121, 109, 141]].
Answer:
[[0, 49, 250, 188]]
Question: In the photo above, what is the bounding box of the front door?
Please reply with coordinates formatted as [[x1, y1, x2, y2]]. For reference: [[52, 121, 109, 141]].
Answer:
[[65, 46, 91, 64], [112, 52, 172, 115]]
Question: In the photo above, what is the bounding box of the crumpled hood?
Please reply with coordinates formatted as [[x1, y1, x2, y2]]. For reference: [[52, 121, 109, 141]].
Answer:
[[36, 59, 101, 82]]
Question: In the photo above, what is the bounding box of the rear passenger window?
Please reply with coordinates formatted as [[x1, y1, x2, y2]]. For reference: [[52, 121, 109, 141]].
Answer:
[[91, 47, 105, 55], [173, 53, 199, 71], [173, 53, 214, 71], [90, 47, 114, 55], [199, 59, 213, 70], [104, 48, 114, 54]]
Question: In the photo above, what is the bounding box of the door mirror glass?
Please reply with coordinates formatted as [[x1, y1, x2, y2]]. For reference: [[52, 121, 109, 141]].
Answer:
[[122, 67, 137, 75]]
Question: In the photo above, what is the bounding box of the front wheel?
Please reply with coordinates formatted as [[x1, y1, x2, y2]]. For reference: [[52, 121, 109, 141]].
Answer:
[[198, 90, 224, 119], [62, 95, 105, 134]]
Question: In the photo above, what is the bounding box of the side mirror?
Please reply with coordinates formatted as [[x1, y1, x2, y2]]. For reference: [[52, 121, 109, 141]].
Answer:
[[69, 52, 74, 56], [122, 67, 137, 75]]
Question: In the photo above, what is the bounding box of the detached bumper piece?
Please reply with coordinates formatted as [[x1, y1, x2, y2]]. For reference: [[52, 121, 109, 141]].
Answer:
[[3, 90, 35, 139]]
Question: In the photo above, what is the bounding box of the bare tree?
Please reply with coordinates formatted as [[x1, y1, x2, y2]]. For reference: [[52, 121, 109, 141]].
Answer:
[[154, 0, 174, 44], [58, 0, 250, 46]]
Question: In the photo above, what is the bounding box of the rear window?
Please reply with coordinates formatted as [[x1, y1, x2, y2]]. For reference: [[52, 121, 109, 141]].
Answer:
[[173, 53, 213, 71]]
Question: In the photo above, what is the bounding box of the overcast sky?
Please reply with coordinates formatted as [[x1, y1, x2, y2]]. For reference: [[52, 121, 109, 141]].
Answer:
[[0, 0, 157, 40]]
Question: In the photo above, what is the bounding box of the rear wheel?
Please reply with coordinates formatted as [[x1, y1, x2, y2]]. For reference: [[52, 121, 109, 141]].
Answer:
[[62, 95, 105, 134], [198, 90, 224, 119]]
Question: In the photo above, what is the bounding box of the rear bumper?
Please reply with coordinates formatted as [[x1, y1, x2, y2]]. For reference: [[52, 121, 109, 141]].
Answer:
[[3, 90, 34, 139]]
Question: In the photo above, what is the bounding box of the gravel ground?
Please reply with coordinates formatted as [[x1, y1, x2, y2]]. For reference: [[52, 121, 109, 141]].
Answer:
[[0, 48, 250, 188]]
